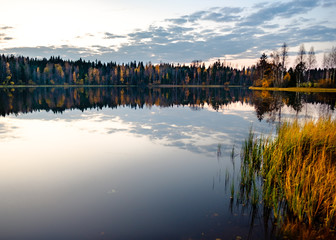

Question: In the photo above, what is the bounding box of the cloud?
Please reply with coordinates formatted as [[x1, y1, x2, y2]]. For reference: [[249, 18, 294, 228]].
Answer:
[[104, 32, 126, 39], [165, 7, 243, 24], [321, 0, 336, 7], [291, 25, 336, 43], [240, 0, 319, 27], [75, 33, 95, 39], [165, 18, 188, 25], [0, 25, 14, 42], [202, 7, 243, 22], [203, 12, 240, 22], [262, 24, 280, 29], [0, 46, 95, 60], [188, 11, 207, 22], [0, 26, 13, 30], [125, 25, 195, 50]]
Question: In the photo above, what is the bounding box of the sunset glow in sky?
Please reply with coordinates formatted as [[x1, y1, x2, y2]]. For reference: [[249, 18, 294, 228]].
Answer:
[[0, 0, 335, 67]]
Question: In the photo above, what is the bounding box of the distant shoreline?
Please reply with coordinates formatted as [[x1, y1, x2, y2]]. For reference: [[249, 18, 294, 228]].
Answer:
[[0, 84, 245, 88], [249, 86, 336, 93], [2, 85, 336, 92]]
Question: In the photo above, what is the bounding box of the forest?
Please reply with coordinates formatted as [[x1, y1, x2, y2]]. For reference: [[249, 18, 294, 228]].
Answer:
[[0, 55, 253, 86], [0, 43, 335, 88]]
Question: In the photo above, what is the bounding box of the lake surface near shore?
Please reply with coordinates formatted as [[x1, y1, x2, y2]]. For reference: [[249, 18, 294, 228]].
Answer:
[[0, 87, 335, 240]]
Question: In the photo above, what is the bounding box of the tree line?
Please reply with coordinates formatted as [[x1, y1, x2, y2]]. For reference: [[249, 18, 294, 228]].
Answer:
[[0, 43, 335, 87], [0, 55, 253, 86]]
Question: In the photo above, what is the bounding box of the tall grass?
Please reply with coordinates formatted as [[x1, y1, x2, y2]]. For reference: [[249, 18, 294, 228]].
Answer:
[[241, 117, 336, 231]]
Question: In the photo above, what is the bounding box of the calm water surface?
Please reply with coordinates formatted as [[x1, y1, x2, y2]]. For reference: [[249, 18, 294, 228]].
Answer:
[[0, 87, 335, 240]]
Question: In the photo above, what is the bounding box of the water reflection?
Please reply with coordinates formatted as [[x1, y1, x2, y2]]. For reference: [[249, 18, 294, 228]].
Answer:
[[0, 87, 336, 239], [1, 87, 335, 122], [252, 90, 336, 122], [0, 106, 262, 240]]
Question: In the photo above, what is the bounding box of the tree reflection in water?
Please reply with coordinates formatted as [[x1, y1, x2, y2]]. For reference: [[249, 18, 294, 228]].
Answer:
[[0, 87, 335, 121]]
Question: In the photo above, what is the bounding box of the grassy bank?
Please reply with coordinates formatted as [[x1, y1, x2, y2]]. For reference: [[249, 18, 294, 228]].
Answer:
[[240, 117, 336, 235], [249, 86, 336, 92]]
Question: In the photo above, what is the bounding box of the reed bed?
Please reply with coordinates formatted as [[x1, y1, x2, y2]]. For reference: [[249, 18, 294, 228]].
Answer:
[[241, 117, 336, 231]]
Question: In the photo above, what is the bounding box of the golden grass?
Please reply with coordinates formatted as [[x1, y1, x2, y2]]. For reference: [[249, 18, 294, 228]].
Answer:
[[249, 86, 336, 92], [241, 117, 336, 230]]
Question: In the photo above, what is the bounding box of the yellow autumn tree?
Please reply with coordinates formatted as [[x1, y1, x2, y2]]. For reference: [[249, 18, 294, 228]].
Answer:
[[55, 64, 64, 79], [4, 62, 13, 85], [120, 66, 124, 84], [73, 71, 77, 84]]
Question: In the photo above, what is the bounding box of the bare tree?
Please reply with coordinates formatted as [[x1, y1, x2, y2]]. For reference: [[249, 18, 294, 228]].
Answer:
[[271, 50, 280, 86], [280, 42, 288, 86], [323, 52, 330, 79], [323, 47, 336, 82], [295, 44, 307, 86], [330, 46, 336, 84], [307, 46, 317, 82]]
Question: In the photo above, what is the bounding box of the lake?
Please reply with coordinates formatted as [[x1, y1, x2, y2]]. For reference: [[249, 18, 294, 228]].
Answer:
[[0, 87, 335, 240]]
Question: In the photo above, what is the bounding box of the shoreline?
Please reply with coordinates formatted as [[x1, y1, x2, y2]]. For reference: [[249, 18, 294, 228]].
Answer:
[[2, 85, 336, 92], [0, 84, 244, 88]]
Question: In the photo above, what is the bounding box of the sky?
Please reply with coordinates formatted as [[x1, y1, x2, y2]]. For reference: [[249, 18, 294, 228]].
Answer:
[[0, 0, 335, 67]]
